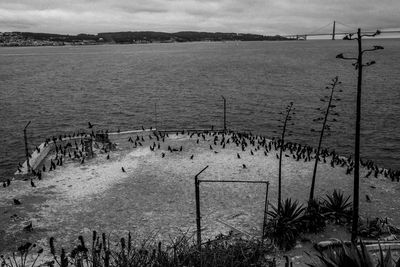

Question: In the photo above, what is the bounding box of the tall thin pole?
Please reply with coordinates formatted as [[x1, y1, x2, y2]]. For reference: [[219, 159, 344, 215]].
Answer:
[[332, 21, 336, 40], [351, 28, 362, 242], [221, 96, 226, 131], [23, 121, 31, 173], [194, 165, 209, 251], [262, 182, 269, 244], [154, 102, 157, 130]]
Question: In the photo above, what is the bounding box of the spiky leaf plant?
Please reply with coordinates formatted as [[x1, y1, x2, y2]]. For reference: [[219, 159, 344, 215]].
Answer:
[[321, 190, 352, 224], [303, 198, 326, 233], [265, 198, 306, 250], [307, 240, 400, 267]]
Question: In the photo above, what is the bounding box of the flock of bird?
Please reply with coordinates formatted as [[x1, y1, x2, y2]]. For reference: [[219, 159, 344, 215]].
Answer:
[[3, 127, 400, 233]]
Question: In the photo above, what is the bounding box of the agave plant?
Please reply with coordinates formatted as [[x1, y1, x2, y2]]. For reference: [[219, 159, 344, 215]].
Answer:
[[307, 240, 400, 267], [303, 198, 326, 233], [265, 198, 306, 250], [321, 190, 352, 224]]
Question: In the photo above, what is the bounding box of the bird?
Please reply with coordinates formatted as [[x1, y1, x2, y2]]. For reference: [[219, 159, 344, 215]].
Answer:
[[142, 126, 145, 131], [30, 180, 36, 187], [242, 164, 247, 169], [23, 222, 33, 232], [13, 199, 21, 205], [122, 167, 126, 172], [365, 194, 371, 203], [162, 152, 165, 158], [106, 154, 110, 160], [88, 122, 94, 129], [237, 153, 241, 159], [7, 179, 11, 186], [209, 145, 213, 150], [190, 155, 194, 160]]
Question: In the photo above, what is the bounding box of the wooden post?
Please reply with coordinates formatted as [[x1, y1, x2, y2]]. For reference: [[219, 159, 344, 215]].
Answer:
[[23, 121, 31, 173], [194, 165, 209, 251]]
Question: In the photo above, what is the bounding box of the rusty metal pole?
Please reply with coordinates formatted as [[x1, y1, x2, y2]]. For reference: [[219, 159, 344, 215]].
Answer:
[[194, 165, 209, 252], [262, 182, 269, 245], [221, 95, 226, 131], [23, 121, 31, 173]]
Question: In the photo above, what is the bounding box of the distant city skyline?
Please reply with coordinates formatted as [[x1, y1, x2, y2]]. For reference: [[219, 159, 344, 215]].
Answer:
[[1, 0, 399, 36]]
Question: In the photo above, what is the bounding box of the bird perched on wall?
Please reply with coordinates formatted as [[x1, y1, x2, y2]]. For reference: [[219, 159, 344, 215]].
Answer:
[[366, 194, 371, 203], [242, 164, 247, 169], [13, 199, 21, 205], [30, 180, 36, 187], [122, 167, 126, 172], [107, 154, 110, 160], [237, 153, 241, 159], [190, 155, 193, 160], [88, 122, 94, 129]]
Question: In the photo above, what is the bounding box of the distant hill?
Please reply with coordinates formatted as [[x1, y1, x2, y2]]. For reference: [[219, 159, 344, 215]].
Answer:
[[0, 31, 288, 47], [97, 31, 288, 43]]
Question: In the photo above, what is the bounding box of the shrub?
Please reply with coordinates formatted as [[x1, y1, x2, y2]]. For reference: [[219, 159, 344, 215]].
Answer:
[[303, 198, 326, 233], [321, 190, 352, 224], [265, 198, 306, 250], [307, 240, 400, 267]]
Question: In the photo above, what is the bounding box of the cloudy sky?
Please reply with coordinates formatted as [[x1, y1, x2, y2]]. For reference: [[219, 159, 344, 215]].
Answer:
[[0, 0, 399, 35]]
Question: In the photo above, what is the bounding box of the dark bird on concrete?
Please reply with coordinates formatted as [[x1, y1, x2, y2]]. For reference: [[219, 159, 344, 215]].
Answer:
[[250, 150, 254, 156], [107, 154, 110, 160], [365, 194, 371, 202], [122, 167, 126, 172], [88, 122, 94, 129], [196, 139, 199, 144], [142, 126, 145, 131], [30, 180, 36, 187], [42, 165, 46, 172], [23, 222, 33, 232], [13, 199, 21, 205], [190, 155, 193, 160], [237, 153, 241, 159], [7, 179, 11, 186], [2, 182, 6, 188], [242, 164, 247, 169], [81, 158, 85, 164], [162, 152, 165, 158], [276, 154, 279, 159], [210, 145, 213, 150], [180, 146, 183, 152]]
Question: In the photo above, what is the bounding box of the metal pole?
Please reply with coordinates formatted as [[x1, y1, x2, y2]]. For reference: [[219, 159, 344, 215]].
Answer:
[[262, 182, 269, 244], [23, 121, 31, 173], [221, 96, 226, 131], [154, 102, 157, 130], [194, 165, 209, 251]]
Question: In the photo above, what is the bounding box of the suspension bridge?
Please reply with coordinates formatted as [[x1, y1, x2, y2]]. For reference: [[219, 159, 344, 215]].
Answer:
[[283, 21, 400, 40]]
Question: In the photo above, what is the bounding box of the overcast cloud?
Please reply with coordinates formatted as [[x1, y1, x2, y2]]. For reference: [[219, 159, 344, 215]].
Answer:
[[0, 0, 399, 35]]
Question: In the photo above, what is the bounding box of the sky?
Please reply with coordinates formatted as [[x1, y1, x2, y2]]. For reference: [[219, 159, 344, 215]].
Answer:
[[0, 0, 400, 36]]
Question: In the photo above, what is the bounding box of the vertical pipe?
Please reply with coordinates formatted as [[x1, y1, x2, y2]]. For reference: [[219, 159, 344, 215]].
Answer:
[[154, 103, 157, 130], [221, 96, 226, 131], [195, 176, 201, 251], [262, 182, 269, 244], [24, 121, 31, 173]]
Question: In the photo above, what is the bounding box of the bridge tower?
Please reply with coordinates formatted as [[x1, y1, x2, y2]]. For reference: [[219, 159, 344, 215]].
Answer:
[[332, 20, 336, 40]]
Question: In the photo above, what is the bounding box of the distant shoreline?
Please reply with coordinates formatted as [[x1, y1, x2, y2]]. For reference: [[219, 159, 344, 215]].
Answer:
[[0, 31, 290, 47]]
